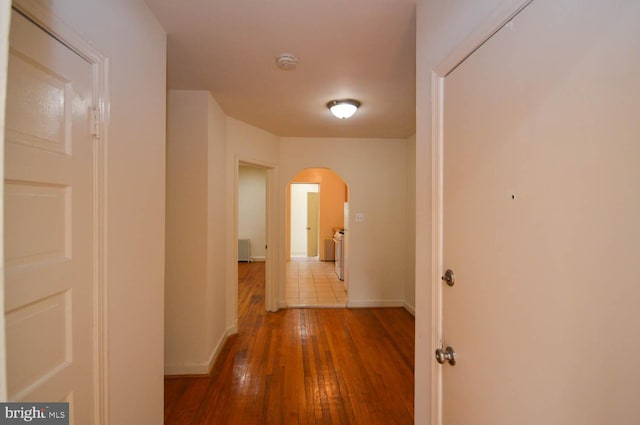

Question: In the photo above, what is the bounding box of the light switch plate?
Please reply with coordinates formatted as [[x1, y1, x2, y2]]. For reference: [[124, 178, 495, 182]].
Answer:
[[355, 213, 365, 222]]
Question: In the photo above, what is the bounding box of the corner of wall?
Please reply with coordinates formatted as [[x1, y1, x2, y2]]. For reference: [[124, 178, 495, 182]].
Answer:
[[403, 302, 416, 317], [164, 322, 236, 376]]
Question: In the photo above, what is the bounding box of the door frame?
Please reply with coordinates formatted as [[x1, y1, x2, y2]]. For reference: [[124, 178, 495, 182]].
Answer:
[[306, 191, 320, 257], [5, 0, 109, 422], [429, 1, 533, 423], [288, 183, 319, 258], [231, 156, 278, 326]]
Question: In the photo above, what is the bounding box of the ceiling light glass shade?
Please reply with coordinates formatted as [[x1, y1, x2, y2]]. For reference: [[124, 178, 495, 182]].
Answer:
[[327, 99, 361, 119]]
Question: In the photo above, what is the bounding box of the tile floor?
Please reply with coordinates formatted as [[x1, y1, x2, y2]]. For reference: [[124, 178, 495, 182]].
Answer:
[[286, 258, 347, 307]]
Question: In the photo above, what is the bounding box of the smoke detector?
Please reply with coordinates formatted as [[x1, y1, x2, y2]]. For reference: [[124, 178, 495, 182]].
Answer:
[[275, 53, 298, 71]]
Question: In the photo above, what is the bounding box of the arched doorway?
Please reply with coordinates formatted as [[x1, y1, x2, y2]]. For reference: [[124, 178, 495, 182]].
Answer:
[[285, 168, 349, 307]]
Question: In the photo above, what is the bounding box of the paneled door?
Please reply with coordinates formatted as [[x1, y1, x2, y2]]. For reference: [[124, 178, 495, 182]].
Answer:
[[5, 9, 96, 422], [439, 0, 640, 423]]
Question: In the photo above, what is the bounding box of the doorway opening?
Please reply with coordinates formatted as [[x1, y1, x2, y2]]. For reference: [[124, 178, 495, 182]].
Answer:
[[285, 168, 349, 307], [238, 165, 268, 263], [290, 183, 319, 258], [237, 164, 268, 334], [232, 157, 277, 333]]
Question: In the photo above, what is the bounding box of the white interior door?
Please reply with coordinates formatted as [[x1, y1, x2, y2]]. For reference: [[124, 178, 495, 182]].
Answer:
[[440, 1, 640, 424], [290, 183, 318, 257], [5, 9, 95, 422]]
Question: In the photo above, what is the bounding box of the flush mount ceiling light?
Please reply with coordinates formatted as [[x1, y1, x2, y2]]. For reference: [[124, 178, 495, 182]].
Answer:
[[327, 99, 361, 119]]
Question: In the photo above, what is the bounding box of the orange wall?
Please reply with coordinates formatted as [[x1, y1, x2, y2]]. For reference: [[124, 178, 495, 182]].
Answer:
[[288, 168, 347, 259]]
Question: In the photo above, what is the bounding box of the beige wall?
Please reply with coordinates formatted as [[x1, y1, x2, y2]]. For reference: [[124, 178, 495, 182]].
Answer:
[[289, 168, 347, 260], [20, 0, 168, 422], [238, 165, 267, 260], [227, 117, 280, 163], [280, 138, 409, 307], [415, 0, 506, 422], [165, 90, 228, 375]]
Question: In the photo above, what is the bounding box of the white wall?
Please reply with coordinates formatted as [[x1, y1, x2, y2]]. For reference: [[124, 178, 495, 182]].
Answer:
[[415, 0, 506, 422], [227, 117, 280, 164], [165, 90, 228, 375], [280, 138, 409, 308], [18, 0, 168, 422], [238, 165, 267, 260]]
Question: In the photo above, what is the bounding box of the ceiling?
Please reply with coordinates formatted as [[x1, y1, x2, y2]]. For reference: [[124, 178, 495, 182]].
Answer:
[[144, 0, 416, 139]]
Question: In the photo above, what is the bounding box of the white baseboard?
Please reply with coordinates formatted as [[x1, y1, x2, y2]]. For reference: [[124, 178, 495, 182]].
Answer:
[[205, 323, 237, 373], [227, 320, 238, 335], [403, 302, 415, 316], [346, 300, 405, 308], [279, 299, 410, 310], [164, 324, 237, 376], [250, 256, 266, 262], [164, 361, 210, 376]]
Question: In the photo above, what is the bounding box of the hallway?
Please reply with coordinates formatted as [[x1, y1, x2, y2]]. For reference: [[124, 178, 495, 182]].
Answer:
[[164, 262, 414, 424]]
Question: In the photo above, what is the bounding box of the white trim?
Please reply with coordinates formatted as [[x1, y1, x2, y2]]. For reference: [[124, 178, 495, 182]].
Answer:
[[433, 0, 534, 77], [11, 1, 110, 423], [430, 72, 444, 425], [0, 1, 11, 402], [347, 300, 405, 308], [429, 1, 533, 424], [163, 363, 210, 376], [12, 0, 106, 64], [282, 300, 412, 311], [164, 325, 236, 376], [265, 165, 279, 313], [250, 256, 266, 262], [227, 320, 238, 335], [286, 303, 348, 309]]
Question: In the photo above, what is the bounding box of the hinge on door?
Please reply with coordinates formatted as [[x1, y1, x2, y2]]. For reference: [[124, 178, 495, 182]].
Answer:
[[90, 107, 100, 138]]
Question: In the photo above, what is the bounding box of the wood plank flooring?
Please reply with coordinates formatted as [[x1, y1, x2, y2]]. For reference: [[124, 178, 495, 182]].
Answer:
[[164, 262, 415, 424]]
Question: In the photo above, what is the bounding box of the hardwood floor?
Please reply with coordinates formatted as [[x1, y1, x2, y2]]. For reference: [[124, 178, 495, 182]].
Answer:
[[164, 262, 415, 424]]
